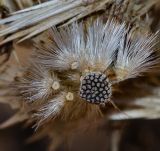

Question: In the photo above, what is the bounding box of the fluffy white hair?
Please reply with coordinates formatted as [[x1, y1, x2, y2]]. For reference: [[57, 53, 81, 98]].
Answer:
[[16, 18, 159, 125], [17, 63, 60, 102], [35, 19, 126, 72], [115, 31, 159, 80]]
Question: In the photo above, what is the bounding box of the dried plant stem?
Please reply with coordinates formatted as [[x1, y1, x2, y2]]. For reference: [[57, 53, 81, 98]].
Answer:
[[0, 0, 111, 45]]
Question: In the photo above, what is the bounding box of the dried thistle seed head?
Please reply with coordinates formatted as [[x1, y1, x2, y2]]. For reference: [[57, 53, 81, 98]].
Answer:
[[15, 18, 160, 127], [80, 72, 112, 104], [114, 31, 160, 81], [17, 64, 60, 102], [34, 19, 126, 72]]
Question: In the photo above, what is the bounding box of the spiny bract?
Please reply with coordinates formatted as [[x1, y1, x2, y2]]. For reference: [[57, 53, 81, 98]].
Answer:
[[16, 18, 159, 126]]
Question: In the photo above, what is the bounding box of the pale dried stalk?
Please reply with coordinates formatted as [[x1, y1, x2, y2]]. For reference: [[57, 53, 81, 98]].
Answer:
[[0, 0, 111, 45], [110, 96, 160, 120], [0, 0, 38, 11]]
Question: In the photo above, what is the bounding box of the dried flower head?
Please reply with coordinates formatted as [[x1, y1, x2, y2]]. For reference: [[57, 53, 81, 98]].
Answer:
[[17, 63, 60, 102], [16, 18, 159, 126], [80, 72, 112, 104], [115, 31, 159, 81]]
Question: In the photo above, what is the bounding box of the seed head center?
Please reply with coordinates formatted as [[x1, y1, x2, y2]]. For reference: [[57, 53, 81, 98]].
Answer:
[[80, 72, 111, 104]]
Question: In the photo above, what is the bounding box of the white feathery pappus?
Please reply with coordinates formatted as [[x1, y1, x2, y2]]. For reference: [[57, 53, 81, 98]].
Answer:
[[16, 18, 159, 126]]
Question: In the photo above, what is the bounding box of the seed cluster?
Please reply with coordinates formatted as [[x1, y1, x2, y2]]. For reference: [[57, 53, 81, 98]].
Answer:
[[80, 72, 111, 104]]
